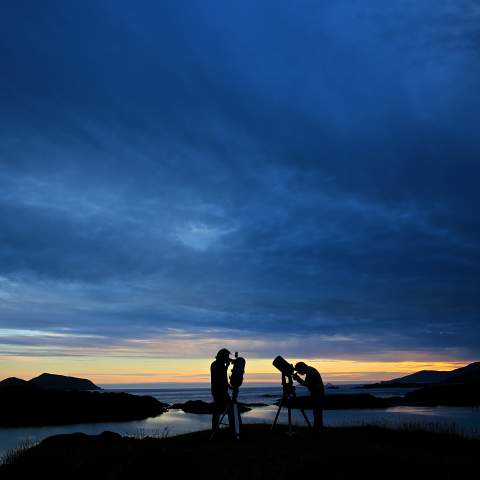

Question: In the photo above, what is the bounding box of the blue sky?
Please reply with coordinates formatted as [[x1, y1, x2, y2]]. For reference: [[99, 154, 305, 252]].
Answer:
[[0, 1, 479, 381]]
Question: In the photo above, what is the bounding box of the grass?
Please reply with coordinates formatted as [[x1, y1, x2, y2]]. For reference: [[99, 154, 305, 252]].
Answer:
[[0, 438, 37, 466], [0, 423, 478, 479], [127, 426, 171, 439]]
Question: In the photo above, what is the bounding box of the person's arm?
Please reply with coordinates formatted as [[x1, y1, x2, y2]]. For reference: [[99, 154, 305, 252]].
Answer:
[[293, 373, 306, 386]]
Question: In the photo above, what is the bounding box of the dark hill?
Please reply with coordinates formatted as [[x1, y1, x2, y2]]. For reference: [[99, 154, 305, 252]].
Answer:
[[29, 373, 100, 391], [405, 380, 480, 406], [0, 386, 167, 426], [0, 425, 477, 480], [444, 362, 480, 384], [0, 377, 30, 389], [385, 369, 451, 384], [359, 361, 480, 389]]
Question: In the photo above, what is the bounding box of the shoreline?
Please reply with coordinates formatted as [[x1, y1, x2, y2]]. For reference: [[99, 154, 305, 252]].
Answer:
[[2, 404, 480, 460]]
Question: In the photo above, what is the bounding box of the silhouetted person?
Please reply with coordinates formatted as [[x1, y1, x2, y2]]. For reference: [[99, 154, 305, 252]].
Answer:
[[210, 348, 234, 431], [293, 362, 324, 433]]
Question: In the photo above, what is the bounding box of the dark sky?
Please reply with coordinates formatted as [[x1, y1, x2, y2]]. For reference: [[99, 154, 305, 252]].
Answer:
[[0, 0, 479, 364]]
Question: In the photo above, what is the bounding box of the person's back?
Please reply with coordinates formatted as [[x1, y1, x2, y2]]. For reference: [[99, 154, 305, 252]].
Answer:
[[210, 348, 233, 431], [210, 358, 228, 397], [304, 365, 324, 396], [294, 361, 324, 433]]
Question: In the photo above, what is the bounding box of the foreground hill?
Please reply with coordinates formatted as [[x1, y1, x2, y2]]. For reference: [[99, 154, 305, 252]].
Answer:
[[1, 425, 477, 480], [29, 373, 100, 391], [0, 384, 167, 426]]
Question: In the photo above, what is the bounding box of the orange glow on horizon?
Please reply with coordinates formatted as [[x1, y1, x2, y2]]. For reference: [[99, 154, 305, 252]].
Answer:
[[0, 355, 471, 385]]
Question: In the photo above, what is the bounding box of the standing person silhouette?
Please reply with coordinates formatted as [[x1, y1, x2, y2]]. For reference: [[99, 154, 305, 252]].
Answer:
[[210, 348, 234, 432], [293, 362, 325, 434]]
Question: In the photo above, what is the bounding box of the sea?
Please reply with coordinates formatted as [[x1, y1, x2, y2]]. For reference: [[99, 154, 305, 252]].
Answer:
[[1, 384, 479, 458]]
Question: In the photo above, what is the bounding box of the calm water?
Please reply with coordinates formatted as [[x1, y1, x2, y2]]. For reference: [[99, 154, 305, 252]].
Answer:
[[1, 385, 479, 458]]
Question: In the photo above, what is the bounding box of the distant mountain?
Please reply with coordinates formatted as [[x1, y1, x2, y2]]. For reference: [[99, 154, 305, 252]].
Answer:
[[384, 370, 451, 384], [326, 383, 339, 390], [443, 362, 480, 384], [29, 373, 100, 391], [387, 362, 480, 385], [359, 362, 480, 389], [0, 377, 31, 388]]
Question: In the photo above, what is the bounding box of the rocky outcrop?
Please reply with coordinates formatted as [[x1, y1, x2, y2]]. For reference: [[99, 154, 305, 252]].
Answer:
[[0, 385, 168, 426]]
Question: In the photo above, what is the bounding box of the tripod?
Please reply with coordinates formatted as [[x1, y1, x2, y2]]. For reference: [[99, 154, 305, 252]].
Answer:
[[209, 388, 242, 440], [271, 374, 312, 435]]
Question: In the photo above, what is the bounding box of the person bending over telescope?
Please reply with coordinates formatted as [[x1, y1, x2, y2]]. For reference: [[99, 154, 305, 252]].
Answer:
[[210, 348, 235, 431], [293, 362, 325, 433]]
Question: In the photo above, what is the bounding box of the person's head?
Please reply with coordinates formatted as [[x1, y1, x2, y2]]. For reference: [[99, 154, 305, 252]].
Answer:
[[294, 362, 308, 375], [215, 348, 231, 363]]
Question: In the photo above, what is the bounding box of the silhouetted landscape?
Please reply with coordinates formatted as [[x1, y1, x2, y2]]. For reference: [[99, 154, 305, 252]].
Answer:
[[359, 362, 480, 389], [1, 1, 479, 478], [1, 363, 479, 427], [1, 425, 478, 480], [0, 373, 100, 391], [0, 374, 167, 426]]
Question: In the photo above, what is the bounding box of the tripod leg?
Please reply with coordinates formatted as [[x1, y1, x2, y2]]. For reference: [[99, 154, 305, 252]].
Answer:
[[209, 401, 231, 441], [287, 404, 292, 436], [299, 408, 312, 429], [290, 387, 312, 429], [232, 401, 240, 440], [271, 398, 284, 432]]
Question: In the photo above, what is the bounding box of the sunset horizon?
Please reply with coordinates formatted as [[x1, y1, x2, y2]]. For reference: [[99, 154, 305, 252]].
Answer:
[[2, 355, 473, 386]]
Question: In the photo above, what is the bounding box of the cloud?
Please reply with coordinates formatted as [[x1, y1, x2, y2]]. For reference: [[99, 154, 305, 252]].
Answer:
[[0, 1, 479, 364]]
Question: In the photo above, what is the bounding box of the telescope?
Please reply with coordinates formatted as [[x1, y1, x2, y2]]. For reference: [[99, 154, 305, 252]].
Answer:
[[229, 351, 246, 389], [271, 355, 312, 434], [272, 355, 294, 377], [210, 351, 246, 441]]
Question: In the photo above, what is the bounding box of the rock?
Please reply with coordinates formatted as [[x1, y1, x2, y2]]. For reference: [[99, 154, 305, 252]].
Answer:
[[169, 400, 251, 414], [404, 381, 480, 407], [276, 393, 397, 410], [326, 383, 339, 390], [0, 387, 168, 426]]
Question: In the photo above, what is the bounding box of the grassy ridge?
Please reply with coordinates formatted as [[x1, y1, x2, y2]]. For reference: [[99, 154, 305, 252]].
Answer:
[[0, 424, 477, 479]]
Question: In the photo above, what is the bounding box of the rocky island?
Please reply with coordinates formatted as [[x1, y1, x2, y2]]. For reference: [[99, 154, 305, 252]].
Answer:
[[0, 374, 167, 427]]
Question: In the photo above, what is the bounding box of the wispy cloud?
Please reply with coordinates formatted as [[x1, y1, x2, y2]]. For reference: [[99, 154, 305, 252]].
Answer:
[[0, 1, 479, 378]]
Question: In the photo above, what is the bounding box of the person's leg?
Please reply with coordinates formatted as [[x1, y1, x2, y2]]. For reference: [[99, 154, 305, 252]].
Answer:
[[312, 395, 323, 433], [212, 396, 222, 430], [212, 395, 231, 431], [313, 406, 323, 430], [225, 395, 236, 433]]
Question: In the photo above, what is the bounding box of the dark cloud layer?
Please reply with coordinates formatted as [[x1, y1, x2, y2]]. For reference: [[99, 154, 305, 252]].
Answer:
[[0, 0, 479, 360]]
